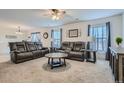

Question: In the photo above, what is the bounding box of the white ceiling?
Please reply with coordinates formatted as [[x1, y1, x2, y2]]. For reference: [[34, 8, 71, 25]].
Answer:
[[0, 9, 124, 29]]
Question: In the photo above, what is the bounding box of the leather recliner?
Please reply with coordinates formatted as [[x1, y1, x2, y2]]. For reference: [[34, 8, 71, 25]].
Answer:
[[9, 41, 49, 64], [68, 42, 85, 61], [9, 42, 33, 63], [56, 42, 85, 61]]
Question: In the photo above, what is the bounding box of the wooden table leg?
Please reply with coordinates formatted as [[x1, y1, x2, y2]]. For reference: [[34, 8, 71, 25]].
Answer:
[[59, 58, 61, 62], [63, 58, 66, 66], [58, 58, 61, 65], [111, 53, 114, 74], [48, 58, 50, 64], [51, 58, 54, 69], [93, 51, 96, 63], [85, 51, 87, 62]]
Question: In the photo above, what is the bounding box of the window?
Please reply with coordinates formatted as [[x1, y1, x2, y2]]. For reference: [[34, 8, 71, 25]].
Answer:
[[52, 29, 62, 48], [31, 32, 41, 42], [90, 24, 107, 52]]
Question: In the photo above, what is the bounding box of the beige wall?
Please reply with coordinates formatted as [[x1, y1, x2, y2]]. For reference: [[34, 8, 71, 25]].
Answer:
[[0, 26, 28, 55], [26, 27, 51, 47], [49, 14, 123, 48], [122, 13, 124, 47], [84, 14, 122, 47], [0, 14, 123, 55], [0, 27, 51, 55]]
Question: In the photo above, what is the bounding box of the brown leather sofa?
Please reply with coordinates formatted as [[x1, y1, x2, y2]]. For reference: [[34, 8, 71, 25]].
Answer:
[[56, 42, 85, 61], [25, 42, 43, 58], [35, 42, 49, 56], [9, 41, 49, 64]]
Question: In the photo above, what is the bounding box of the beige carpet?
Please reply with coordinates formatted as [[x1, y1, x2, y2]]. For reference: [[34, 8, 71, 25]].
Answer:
[[0, 57, 114, 83]]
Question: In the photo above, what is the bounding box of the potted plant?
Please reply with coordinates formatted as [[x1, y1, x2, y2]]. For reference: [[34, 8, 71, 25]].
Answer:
[[116, 37, 123, 47]]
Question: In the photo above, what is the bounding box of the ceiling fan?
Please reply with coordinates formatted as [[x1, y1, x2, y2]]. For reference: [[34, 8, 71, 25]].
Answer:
[[42, 9, 76, 20], [50, 9, 66, 20]]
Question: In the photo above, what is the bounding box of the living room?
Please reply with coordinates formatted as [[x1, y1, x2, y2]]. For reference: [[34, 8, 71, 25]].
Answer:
[[1, 0, 124, 93], [0, 9, 124, 83]]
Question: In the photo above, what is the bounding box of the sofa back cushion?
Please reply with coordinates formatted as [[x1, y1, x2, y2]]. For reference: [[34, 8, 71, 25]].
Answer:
[[61, 42, 70, 50], [9, 42, 17, 51], [73, 42, 85, 51], [35, 42, 43, 50], [16, 42, 27, 52], [26, 42, 37, 51], [69, 42, 74, 49], [82, 42, 85, 49]]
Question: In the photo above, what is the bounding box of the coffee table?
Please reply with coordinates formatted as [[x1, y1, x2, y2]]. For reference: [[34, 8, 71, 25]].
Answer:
[[45, 53, 68, 69]]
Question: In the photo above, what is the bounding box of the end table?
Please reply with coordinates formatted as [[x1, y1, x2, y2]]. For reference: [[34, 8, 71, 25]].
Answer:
[[80, 49, 96, 63]]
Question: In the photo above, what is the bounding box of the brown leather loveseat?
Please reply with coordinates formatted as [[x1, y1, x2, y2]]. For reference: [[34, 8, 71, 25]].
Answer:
[[56, 42, 85, 61]]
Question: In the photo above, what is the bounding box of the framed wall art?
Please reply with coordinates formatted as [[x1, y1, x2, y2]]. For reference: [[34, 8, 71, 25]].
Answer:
[[69, 29, 78, 38]]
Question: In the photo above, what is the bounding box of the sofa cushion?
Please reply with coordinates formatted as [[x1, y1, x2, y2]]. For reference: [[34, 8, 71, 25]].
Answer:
[[29, 45, 36, 51], [73, 47, 81, 51], [66, 47, 72, 51], [69, 51, 83, 58], [32, 50, 42, 57], [26, 42, 37, 51], [17, 46, 26, 52], [73, 42, 83, 51], [65, 47, 72, 53], [41, 49, 49, 55], [17, 52, 33, 60], [35, 42, 43, 50], [69, 51, 83, 55], [62, 46, 67, 50], [69, 42, 74, 48], [61, 42, 69, 50], [37, 45, 42, 50], [16, 42, 27, 52], [56, 50, 65, 53], [9, 42, 17, 51]]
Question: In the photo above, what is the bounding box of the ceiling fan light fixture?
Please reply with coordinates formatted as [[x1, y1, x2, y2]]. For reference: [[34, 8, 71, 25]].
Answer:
[[52, 14, 60, 20], [50, 9, 65, 20], [56, 16, 59, 20], [52, 15, 57, 20]]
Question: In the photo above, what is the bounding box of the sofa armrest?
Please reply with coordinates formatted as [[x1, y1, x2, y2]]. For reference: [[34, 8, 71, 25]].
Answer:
[[80, 48, 86, 52], [41, 47, 48, 50], [10, 50, 21, 53], [56, 47, 63, 50], [10, 51, 18, 63]]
